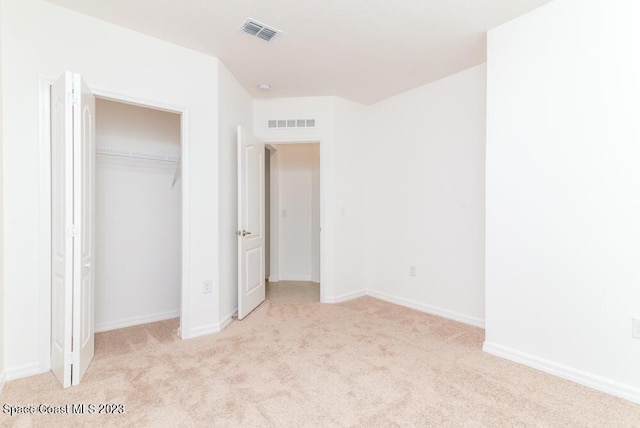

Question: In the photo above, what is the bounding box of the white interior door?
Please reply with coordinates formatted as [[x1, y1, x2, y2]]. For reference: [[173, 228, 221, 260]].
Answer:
[[50, 71, 96, 388], [237, 126, 265, 320]]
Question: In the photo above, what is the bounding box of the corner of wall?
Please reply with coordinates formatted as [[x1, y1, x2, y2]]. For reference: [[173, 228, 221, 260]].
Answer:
[[216, 60, 253, 330], [363, 65, 487, 326], [485, 0, 640, 399], [321, 289, 367, 304], [483, 341, 640, 405]]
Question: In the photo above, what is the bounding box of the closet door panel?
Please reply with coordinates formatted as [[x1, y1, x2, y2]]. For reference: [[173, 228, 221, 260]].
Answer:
[[50, 71, 74, 389], [72, 74, 96, 385]]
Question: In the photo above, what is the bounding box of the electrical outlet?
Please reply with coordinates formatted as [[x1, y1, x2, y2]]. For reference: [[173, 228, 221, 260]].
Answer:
[[203, 280, 213, 294], [632, 317, 640, 339], [409, 265, 416, 277]]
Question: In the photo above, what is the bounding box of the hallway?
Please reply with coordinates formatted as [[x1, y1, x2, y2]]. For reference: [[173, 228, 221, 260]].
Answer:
[[265, 280, 319, 303]]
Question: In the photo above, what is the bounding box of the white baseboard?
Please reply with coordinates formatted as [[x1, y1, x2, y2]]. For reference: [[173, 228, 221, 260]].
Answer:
[[322, 289, 367, 304], [183, 323, 220, 339], [95, 309, 180, 333], [483, 341, 640, 404], [5, 362, 45, 381], [278, 275, 313, 281], [366, 289, 485, 328], [183, 312, 237, 339], [0, 371, 6, 395], [268, 276, 321, 283]]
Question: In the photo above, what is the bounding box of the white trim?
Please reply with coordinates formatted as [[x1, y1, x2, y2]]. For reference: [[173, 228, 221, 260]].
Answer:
[[38, 76, 54, 373], [95, 310, 180, 333], [0, 371, 6, 395], [39, 77, 192, 373], [278, 274, 313, 281], [5, 362, 45, 381], [268, 275, 279, 283], [91, 88, 186, 115], [322, 289, 367, 304], [367, 289, 485, 328], [179, 110, 191, 339], [182, 320, 226, 339], [483, 341, 640, 404]]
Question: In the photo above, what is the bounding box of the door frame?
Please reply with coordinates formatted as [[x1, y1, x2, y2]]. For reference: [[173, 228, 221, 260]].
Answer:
[[38, 76, 191, 370], [263, 139, 324, 302]]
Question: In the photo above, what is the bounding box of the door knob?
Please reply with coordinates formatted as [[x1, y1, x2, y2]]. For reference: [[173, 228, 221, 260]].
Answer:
[[237, 230, 252, 237]]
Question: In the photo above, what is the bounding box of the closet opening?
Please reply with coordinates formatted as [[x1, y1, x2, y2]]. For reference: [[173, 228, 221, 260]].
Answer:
[[265, 142, 321, 303], [94, 98, 182, 336]]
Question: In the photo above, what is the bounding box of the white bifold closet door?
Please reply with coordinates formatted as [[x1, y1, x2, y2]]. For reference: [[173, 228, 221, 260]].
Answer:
[[51, 71, 96, 388]]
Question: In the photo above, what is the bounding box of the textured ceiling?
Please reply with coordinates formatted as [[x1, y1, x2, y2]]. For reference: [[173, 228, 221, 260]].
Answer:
[[45, 0, 554, 104]]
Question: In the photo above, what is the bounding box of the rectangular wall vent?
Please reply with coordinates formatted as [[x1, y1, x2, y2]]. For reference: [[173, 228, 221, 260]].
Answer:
[[242, 19, 280, 42], [268, 119, 316, 129]]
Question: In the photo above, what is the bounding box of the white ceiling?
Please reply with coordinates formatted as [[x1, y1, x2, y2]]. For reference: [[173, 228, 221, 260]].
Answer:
[[45, 0, 553, 105]]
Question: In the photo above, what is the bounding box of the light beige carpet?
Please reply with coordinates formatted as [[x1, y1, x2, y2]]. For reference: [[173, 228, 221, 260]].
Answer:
[[1, 297, 639, 427]]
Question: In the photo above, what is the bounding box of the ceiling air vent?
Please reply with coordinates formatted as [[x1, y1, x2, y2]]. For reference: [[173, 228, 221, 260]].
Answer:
[[242, 19, 280, 42]]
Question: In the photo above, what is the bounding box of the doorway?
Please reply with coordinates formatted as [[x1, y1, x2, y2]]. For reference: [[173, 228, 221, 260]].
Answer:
[[94, 98, 182, 332], [265, 142, 320, 303], [45, 72, 188, 387]]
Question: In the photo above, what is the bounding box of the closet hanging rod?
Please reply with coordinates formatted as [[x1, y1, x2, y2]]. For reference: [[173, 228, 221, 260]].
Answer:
[[96, 146, 181, 163]]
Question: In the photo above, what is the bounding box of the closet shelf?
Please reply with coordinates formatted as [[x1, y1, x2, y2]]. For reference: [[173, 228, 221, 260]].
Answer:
[[96, 146, 182, 190], [96, 146, 181, 163]]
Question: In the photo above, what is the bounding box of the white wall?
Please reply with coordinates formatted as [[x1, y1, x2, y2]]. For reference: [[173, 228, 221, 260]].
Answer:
[[254, 83, 486, 318], [217, 62, 253, 323], [273, 143, 320, 282], [365, 64, 487, 327], [310, 145, 320, 283], [0, 0, 5, 393], [1, 0, 220, 379], [331, 98, 369, 299], [485, 0, 640, 403], [95, 99, 181, 331]]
